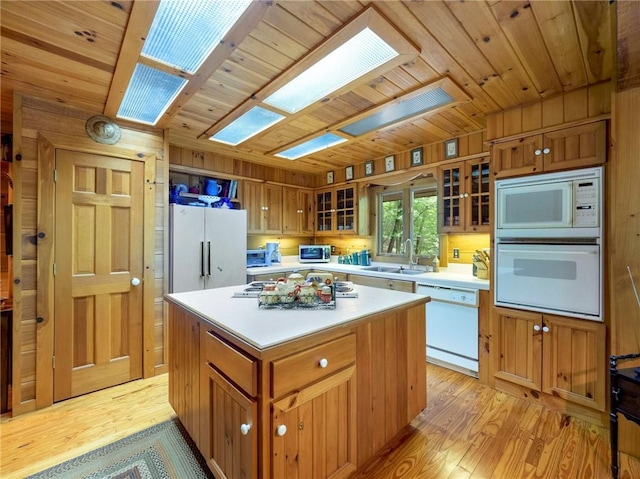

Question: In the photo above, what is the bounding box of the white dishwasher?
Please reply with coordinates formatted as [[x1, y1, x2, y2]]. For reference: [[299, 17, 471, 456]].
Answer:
[[416, 283, 479, 378]]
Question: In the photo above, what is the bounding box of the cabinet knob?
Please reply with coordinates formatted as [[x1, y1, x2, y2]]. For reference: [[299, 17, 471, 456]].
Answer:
[[542, 148, 550, 155], [319, 358, 328, 368], [533, 324, 541, 332], [240, 423, 251, 435], [534, 149, 542, 156], [276, 425, 287, 436], [464, 193, 469, 198], [131, 277, 141, 287], [542, 326, 550, 333]]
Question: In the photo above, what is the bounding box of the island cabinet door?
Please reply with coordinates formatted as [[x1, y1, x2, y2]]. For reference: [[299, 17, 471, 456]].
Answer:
[[201, 363, 258, 479], [271, 366, 357, 479]]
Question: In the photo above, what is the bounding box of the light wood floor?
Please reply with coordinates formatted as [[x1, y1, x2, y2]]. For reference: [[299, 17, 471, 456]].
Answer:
[[1, 365, 639, 479]]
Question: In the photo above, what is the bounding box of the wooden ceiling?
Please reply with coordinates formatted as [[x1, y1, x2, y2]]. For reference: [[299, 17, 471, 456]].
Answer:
[[0, 0, 613, 174]]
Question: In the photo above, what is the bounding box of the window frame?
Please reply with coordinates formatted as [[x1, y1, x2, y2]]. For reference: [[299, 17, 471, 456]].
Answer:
[[372, 177, 438, 263]]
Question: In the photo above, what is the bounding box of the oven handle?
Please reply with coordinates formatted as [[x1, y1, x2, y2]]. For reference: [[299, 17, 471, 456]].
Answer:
[[499, 249, 597, 255]]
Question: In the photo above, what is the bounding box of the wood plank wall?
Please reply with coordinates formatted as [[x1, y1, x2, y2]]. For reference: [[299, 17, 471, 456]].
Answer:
[[169, 145, 315, 188], [486, 82, 611, 142], [610, 1, 640, 457], [11, 95, 167, 415]]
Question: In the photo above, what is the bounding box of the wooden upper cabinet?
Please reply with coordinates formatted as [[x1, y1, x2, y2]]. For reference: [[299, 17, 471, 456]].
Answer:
[[492, 135, 543, 178], [438, 157, 491, 233], [244, 180, 282, 234], [315, 185, 357, 235], [492, 121, 606, 179], [282, 186, 314, 235], [542, 122, 607, 172]]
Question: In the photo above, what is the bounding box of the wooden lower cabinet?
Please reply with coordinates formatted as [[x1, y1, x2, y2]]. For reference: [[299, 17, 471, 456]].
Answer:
[[348, 274, 414, 292], [493, 307, 606, 412], [271, 366, 357, 479], [201, 363, 258, 479], [166, 299, 426, 479]]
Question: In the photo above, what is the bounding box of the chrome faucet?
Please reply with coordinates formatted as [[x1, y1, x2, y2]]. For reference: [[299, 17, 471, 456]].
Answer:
[[404, 238, 418, 270]]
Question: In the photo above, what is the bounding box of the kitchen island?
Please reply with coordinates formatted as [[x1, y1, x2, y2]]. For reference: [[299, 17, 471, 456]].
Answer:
[[165, 284, 429, 479]]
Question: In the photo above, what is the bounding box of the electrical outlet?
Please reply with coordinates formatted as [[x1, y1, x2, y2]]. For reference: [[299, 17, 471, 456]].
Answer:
[[453, 248, 460, 259], [331, 245, 336, 254]]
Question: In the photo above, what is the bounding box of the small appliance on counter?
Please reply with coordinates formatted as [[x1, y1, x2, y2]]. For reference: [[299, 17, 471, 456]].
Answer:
[[246, 249, 270, 267], [299, 244, 331, 263], [266, 242, 281, 265]]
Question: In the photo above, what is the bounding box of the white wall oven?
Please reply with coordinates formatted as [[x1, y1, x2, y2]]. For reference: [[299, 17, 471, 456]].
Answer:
[[494, 167, 603, 321]]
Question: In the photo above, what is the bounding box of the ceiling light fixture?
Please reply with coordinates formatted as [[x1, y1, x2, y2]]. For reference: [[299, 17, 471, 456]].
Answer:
[[275, 133, 348, 160], [210, 106, 284, 146], [264, 28, 398, 114], [335, 78, 471, 138], [113, 0, 259, 125], [201, 5, 421, 148]]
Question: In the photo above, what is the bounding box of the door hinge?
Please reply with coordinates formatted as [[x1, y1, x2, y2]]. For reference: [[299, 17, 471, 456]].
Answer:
[[52, 356, 55, 369], [54, 169, 58, 182], [53, 263, 56, 275]]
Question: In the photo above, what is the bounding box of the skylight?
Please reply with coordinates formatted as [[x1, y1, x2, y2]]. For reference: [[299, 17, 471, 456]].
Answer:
[[142, 0, 253, 73], [263, 28, 399, 114], [117, 64, 187, 125], [275, 133, 348, 160], [339, 88, 455, 137], [210, 107, 285, 145]]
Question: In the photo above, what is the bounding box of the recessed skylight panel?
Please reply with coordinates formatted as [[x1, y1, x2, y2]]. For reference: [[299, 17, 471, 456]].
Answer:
[[117, 64, 187, 125], [142, 0, 253, 73], [339, 88, 454, 136], [209, 107, 285, 145], [275, 133, 347, 160], [264, 28, 399, 114]]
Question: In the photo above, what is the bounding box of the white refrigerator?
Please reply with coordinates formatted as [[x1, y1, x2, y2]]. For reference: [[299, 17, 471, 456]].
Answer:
[[169, 204, 247, 293]]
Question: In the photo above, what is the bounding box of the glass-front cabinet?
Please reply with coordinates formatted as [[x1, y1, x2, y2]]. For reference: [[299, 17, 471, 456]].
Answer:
[[439, 157, 490, 233], [315, 185, 357, 235]]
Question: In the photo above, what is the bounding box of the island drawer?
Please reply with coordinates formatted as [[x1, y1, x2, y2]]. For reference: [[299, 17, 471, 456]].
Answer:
[[202, 329, 258, 397], [271, 334, 356, 398]]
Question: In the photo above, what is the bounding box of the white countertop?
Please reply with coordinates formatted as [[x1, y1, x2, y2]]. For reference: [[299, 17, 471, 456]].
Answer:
[[247, 258, 490, 291], [165, 284, 429, 350]]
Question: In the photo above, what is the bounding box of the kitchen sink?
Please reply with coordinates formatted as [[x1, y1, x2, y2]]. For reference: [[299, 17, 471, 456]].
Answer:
[[360, 266, 425, 275]]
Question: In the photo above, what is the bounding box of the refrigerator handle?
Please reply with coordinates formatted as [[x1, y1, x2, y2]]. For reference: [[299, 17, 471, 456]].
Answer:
[[200, 242, 205, 277], [207, 241, 211, 277]]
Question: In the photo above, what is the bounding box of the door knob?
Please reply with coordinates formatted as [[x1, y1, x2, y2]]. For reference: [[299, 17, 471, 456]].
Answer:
[[131, 277, 141, 286]]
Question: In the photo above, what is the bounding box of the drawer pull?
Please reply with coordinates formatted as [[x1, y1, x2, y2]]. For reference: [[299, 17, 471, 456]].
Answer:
[[276, 425, 287, 436], [319, 358, 328, 368], [240, 423, 251, 435]]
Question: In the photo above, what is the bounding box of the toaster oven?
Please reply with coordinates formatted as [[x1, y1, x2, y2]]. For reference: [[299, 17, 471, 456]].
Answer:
[[246, 249, 269, 267]]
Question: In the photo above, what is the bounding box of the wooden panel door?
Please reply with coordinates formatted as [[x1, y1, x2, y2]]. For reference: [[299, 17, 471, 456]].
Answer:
[[272, 366, 357, 479], [263, 183, 282, 234], [542, 314, 606, 411], [492, 134, 543, 178], [54, 150, 144, 401], [282, 186, 299, 234], [244, 180, 263, 233], [493, 307, 542, 391], [202, 362, 257, 479], [543, 121, 607, 171]]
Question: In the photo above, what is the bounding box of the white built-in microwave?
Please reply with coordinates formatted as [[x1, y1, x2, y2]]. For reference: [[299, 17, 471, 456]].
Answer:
[[495, 167, 602, 239]]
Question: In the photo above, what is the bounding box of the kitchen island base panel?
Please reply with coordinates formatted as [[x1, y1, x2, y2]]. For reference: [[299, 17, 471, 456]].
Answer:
[[166, 286, 428, 479]]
